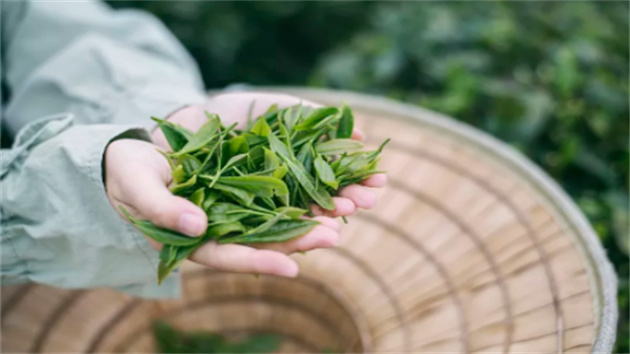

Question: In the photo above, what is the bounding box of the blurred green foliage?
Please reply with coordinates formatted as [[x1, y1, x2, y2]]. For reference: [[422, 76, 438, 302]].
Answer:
[[153, 321, 282, 353], [110, 1, 629, 351]]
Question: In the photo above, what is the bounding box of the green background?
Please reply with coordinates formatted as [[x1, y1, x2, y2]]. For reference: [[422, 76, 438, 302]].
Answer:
[[109, 1, 629, 351]]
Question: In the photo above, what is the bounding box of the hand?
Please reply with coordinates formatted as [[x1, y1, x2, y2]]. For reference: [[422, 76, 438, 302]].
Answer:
[[107, 92, 387, 279], [105, 138, 341, 277]]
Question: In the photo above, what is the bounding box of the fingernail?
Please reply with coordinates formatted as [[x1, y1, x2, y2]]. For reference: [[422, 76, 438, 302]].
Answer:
[[178, 213, 205, 236]]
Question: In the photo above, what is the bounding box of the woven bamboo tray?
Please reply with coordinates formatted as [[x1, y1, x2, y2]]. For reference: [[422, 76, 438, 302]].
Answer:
[[1, 88, 617, 353]]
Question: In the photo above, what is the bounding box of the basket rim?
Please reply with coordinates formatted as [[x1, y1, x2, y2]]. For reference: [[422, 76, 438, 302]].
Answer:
[[224, 86, 618, 353]]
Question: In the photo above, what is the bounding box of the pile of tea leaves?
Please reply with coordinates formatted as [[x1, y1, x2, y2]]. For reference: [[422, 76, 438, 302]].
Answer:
[[121, 103, 388, 283], [153, 321, 282, 353]]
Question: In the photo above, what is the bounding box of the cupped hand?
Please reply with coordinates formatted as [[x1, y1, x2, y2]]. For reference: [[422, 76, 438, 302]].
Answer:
[[107, 92, 386, 279], [105, 138, 340, 277]]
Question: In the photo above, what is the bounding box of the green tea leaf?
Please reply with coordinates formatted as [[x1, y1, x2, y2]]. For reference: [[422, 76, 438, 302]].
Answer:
[[316, 139, 364, 156], [120, 206, 201, 245], [172, 165, 186, 184], [179, 154, 201, 176], [296, 142, 314, 174], [272, 164, 289, 179], [218, 219, 319, 244], [227, 135, 249, 159], [157, 259, 183, 284], [293, 107, 339, 131], [272, 134, 335, 209], [213, 183, 256, 206], [170, 174, 197, 195], [275, 206, 308, 218], [282, 105, 302, 131], [157, 245, 197, 284], [218, 176, 289, 199], [202, 190, 221, 211], [250, 117, 272, 136], [314, 155, 339, 189], [246, 145, 266, 169], [152, 321, 281, 353], [287, 159, 335, 209], [263, 148, 281, 170], [206, 221, 246, 239], [267, 132, 294, 160], [174, 112, 221, 155], [336, 104, 354, 139], [367, 138, 391, 161], [242, 209, 289, 236], [159, 244, 177, 263], [190, 188, 205, 207], [278, 120, 293, 152], [223, 153, 248, 172], [207, 203, 256, 223], [151, 117, 192, 152], [242, 133, 267, 147]]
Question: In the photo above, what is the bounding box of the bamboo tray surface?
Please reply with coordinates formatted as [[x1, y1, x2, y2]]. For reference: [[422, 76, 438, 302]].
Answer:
[[1, 88, 617, 354]]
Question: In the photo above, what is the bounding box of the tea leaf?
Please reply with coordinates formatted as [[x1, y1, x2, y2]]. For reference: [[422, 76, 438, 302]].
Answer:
[[218, 219, 319, 244], [190, 188, 205, 207], [267, 132, 294, 160], [151, 117, 192, 152], [263, 148, 281, 171], [243, 209, 289, 236], [202, 190, 221, 211], [178, 154, 201, 176], [293, 107, 339, 131], [223, 153, 248, 172], [368, 138, 391, 161], [336, 104, 354, 139], [172, 165, 186, 184], [272, 164, 289, 179], [206, 221, 246, 239], [275, 206, 308, 218], [174, 113, 221, 155], [296, 142, 314, 174], [227, 135, 249, 158], [314, 155, 339, 189], [213, 183, 256, 206], [170, 174, 197, 195], [218, 176, 289, 199], [282, 105, 302, 131], [120, 206, 200, 245], [207, 202, 255, 223], [269, 132, 335, 209], [250, 117, 272, 136], [316, 139, 364, 156], [285, 158, 335, 210]]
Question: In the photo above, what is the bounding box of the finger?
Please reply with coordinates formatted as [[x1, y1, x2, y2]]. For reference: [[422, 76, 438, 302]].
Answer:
[[310, 216, 340, 232], [205, 92, 322, 128], [361, 173, 388, 188], [257, 225, 339, 254], [122, 167, 207, 237], [352, 127, 365, 141], [339, 184, 377, 209], [310, 197, 356, 217], [191, 242, 299, 277]]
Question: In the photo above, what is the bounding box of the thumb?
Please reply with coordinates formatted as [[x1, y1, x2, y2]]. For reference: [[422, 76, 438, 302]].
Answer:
[[125, 168, 207, 237]]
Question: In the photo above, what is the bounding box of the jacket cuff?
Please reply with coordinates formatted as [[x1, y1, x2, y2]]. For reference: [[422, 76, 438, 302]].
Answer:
[[1, 115, 181, 298]]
